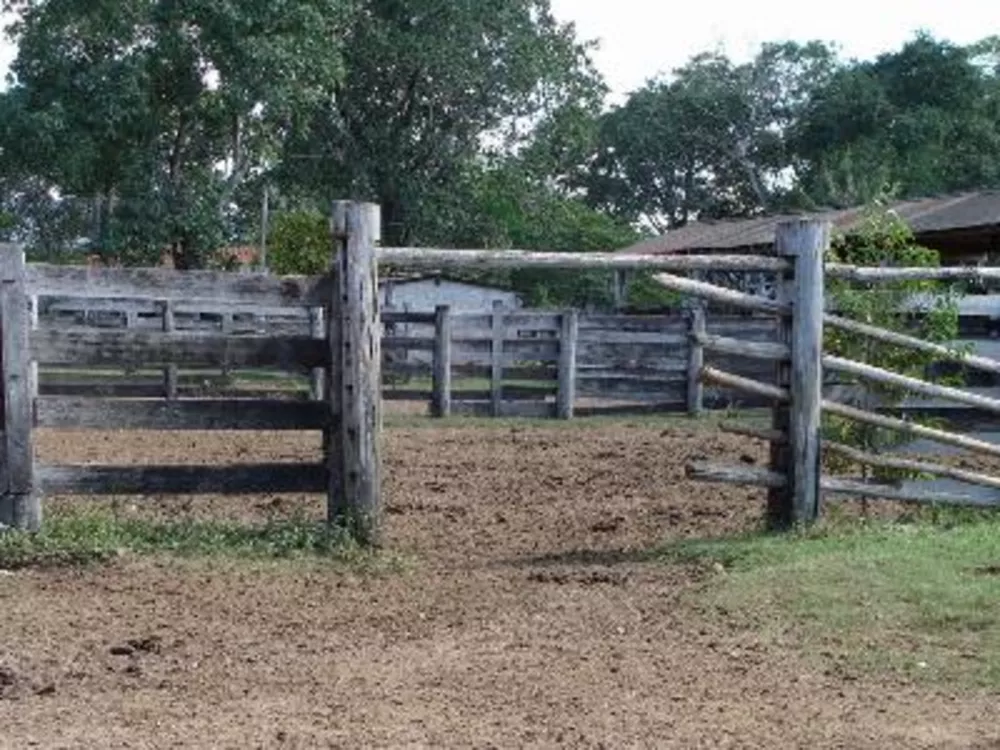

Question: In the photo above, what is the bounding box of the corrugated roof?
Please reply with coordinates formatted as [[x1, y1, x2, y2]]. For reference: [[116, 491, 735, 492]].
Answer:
[[620, 190, 1000, 255]]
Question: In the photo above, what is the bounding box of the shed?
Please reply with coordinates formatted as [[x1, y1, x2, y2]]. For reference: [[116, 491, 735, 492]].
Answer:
[[617, 190, 1000, 264], [380, 276, 522, 314]]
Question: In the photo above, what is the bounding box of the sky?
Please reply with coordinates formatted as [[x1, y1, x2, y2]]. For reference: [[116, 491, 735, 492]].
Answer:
[[1, 2, 999, 98]]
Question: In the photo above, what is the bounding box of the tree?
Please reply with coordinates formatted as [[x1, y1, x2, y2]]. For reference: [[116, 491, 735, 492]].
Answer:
[[584, 42, 838, 231], [793, 33, 1000, 207], [1, 0, 347, 267], [275, 0, 605, 246]]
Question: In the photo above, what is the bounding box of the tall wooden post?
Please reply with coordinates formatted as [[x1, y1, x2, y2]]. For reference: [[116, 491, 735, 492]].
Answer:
[[768, 220, 828, 528], [160, 300, 178, 399], [329, 201, 383, 546], [0, 246, 38, 531], [556, 309, 578, 419], [431, 305, 452, 418], [490, 300, 504, 417], [686, 304, 706, 417], [28, 295, 38, 401]]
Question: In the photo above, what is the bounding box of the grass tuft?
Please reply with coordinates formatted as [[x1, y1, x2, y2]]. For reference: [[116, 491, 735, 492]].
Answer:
[[656, 507, 1000, 690], [0, 509, 375, 570]]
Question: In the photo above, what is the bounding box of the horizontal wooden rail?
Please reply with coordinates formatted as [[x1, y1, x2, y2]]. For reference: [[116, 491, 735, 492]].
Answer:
[[696, 333, 790, 361], [718, 421, 1000, 492], [32, 330, 327, 370], [823, 355, 1000, 415], [37, 463, 328, 495], [687, 462, 996, 507], [652, 273, 789, 315], [379, 248, 792, 272], [701, 366, 1000, 460], [450, 400, 556, 418], [28, 265, 331, 307], [826, 264, 1000, 282], [35, 398, 330, 431], [822, 314, 1000, 376], [699, 337, 1000, 414]]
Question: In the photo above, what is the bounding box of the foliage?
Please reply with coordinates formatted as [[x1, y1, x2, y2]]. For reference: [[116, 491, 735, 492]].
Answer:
[[792, 33, 1000, 207], [1, 0, 348, 267], [275, 0, 606, 246], [0, 508, 379, 568], [584, 42, 838, 230], [266, 210, 330, 275], [822, 201, 963, 481]]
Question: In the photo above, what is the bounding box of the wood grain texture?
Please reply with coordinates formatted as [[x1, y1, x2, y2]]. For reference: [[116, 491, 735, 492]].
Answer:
[[450, 400, 556, 418], [490, 301, 504, 417], [687, 306, 706, 416], [160, 300, 179, 399], [701, 366, 1000, 461], [28, 264, 331, 307], [32, 329, 327, 370], [34, 398, 330, 431], [0, 246, 39, 530], [38, 463, 327, 495], [779, 219, 827, 525], [687, 461, 996, 507], [557, 310, 578, 419], [330, 201, 382, 546], [432, 305, 453, 418], [379, 247, 791, 272]]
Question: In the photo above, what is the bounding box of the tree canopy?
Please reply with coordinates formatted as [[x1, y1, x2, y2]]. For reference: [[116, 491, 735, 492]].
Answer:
[[1, 3, 1000, 309]]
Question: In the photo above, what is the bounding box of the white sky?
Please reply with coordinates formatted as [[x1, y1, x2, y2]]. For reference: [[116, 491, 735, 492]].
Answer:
[[2, 2, 999, 98]]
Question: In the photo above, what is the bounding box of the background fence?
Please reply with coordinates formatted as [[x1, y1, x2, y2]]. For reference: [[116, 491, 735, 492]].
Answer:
[[33, 293, 1000, 421]]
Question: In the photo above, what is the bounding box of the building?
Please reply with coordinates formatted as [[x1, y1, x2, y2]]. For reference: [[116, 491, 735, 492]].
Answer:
[[618, 190, 1000, 264], [616, 190, 1000, 300], [380, 276, 522, 314]]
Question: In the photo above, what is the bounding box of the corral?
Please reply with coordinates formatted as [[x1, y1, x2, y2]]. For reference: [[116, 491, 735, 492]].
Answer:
[[3, 202, 1000, 747]]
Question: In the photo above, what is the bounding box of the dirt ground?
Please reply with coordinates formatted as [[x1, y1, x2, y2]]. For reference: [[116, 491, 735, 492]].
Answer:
[[1, 417, 998, 749]]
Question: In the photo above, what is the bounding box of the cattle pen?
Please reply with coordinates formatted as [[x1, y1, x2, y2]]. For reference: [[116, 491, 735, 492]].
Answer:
[[4, 200, 1000, 543]]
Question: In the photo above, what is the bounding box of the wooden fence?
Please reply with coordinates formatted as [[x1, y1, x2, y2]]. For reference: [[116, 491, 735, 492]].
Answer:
[[33, 296, 779, 418], [1, 201, 383, 544], [6, 201, 1000, 541]]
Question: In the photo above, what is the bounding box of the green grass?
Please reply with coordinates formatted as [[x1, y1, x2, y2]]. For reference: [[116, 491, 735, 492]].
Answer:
[[0, 508, 385, 570], [658, 508, 1000, 689]]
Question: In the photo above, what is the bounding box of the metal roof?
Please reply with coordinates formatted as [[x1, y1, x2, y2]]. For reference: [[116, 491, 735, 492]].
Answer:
[[619, 190, 1000, 255]]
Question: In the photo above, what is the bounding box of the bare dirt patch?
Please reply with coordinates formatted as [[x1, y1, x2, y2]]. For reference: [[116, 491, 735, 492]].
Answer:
[[0, 421, 996, 748]]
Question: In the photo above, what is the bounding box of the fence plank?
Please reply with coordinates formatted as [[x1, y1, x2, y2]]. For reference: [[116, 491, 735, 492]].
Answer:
[[35, 398, 330, 431], [0, 246, 39, 530], [37, 463, 327, 495], [702, 366, 1000, 461], [687, 307, 706, 416], [28, 265, 331, 307], [491, 302, 504, 417], [687, 462, 997, 508], [432, 305, 453, 418], [32, 329, 327, 370], [557, 310, 578, 419], [379, 247, 791, 272], [451, 400, 556, 418]]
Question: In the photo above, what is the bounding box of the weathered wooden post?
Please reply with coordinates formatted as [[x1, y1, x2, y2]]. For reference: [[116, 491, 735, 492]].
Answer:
[[329, 201, 383, 546], [160, 300, 179, 399], [768, 219, 828, 528], [556, 309, 578, 419], [308, 306, 327, 401], [0, 246, 39, 531], [431, 305, 452, 418], [490, 300, 504, 417], [28, 295, 38, 401], [686, 304, 706, 417]]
